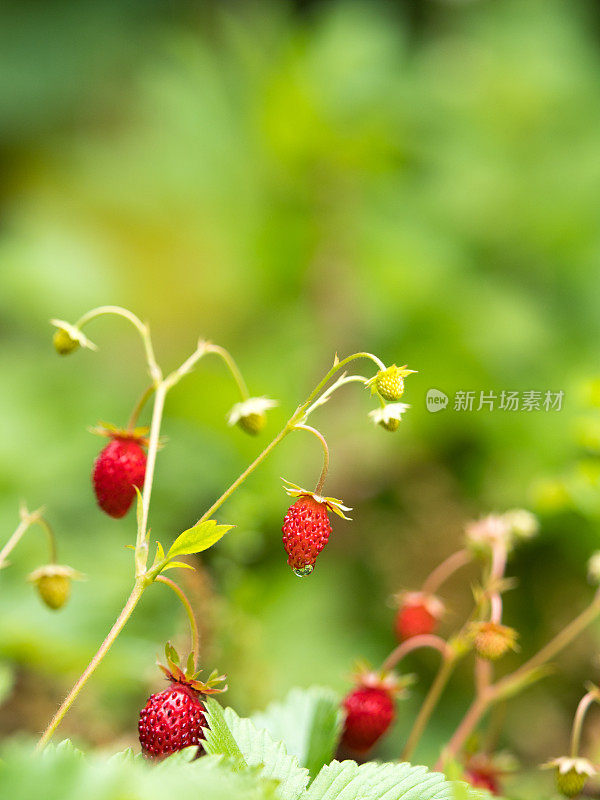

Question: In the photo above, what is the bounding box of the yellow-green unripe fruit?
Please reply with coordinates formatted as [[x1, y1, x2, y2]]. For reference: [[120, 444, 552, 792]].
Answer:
[[556, 768, 586, 798], [375, 366, 405, 402], [53, 328, 79, 355], [238, 412, 266, 435], [34, 573, 71, 610]]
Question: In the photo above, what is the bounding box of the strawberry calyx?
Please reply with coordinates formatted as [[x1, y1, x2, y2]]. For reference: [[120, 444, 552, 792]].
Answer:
[[157, 642, 227, 695], [89, 421, 150, 447], [351, 661, 413, 699], [281, 479, 352, 520]]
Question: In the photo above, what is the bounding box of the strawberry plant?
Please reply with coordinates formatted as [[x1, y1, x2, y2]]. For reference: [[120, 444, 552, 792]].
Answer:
[[2, 304, 600, 800]]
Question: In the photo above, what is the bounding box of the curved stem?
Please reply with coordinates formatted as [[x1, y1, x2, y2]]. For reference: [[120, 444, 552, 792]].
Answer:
[[402, 654, 457, 762], [127, 384, 155, 431], [156, 575, 199, 672], [0, 507, 42, 569], [422, 549, 472, 595], [76, 305, 162, 385], [35, 516, 58, 564], [382, 634, 450, 673], [441, 592, 600, 765], [304, 374, 368, 419], [37, 579, 146, 749], [301, 353, 385, 415], [570, 689, 599, 757], [204, 344, 250, 401], [292, 425, 330, 494]]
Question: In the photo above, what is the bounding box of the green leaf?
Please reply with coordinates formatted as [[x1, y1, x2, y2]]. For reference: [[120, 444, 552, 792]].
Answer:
[[167, 520, 233, 560], [251, 686, 343, 777], [306, 761, 483, 800], [161, 560, 195, 572], [202, 698, 310, 800]]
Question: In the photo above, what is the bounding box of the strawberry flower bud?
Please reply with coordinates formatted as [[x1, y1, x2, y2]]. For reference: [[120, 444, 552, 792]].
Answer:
[[28, 564, 85, 610], [227, 397, 277, 436]]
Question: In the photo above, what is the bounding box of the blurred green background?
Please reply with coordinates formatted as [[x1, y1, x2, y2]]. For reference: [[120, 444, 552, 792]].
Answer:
[[1, 0, 600, 794]]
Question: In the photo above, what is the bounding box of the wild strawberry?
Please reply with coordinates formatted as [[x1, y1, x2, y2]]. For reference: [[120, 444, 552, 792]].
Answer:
[[91, 425, 148, 518], [139, 644, 226, 760], [50, 319, 97, 355], [28, 564, 84, 610], [465, 768, 500, 795], [341, 671, 404, 753], [280, 480, 351, 577], [471, 622, 518, 661], [227, 397, 277, 436], [369, 365, 416, 402], [395, 592, 444, 641]]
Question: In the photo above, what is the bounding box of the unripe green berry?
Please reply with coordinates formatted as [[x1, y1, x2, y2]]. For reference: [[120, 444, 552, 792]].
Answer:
[[53, 327, 80, 355], [36, 573, 70, 609], [375, 366, 405, 402], [556, 768, 587, 798], [379, 417, 400, 432], [238, 412, 266, 436]]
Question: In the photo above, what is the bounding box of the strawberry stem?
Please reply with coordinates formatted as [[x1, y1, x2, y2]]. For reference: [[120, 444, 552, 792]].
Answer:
[[382, 634, 451, 673], [203, 343, 250, 401], [127, 383, 156, 431], [292, 424, 330, 495], [156, 575, 199, 673], [421, 549, 472, 595], [0, 505, 44, 569], [75, 305, 162, 386]]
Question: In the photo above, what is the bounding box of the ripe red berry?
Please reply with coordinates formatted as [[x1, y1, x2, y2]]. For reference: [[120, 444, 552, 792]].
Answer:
[[465, 768, 500, 795], [92, 437, 147, 518], [394, 592, 444, 641], [138, 681, 206, 759], [282, 496, 332, 576], [341, 685, 395, 753]]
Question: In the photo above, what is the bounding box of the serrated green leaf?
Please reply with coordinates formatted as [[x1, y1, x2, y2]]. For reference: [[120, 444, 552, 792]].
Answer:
[[202, 699, 310, 800], [167, 520, 233, 560], [306, 760, 483, 800], [252, 687, 343, 777], [202, 697, 247, 769]]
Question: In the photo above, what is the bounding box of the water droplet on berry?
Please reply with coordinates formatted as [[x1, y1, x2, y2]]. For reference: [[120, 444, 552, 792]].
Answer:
[[293, 565, 314, 577]]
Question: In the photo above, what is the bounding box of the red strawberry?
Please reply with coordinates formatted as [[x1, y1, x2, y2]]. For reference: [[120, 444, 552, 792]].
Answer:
[[139, 681, 207, 759], [341, 671, 401, 753], [92, 429, 147, 518], [280, 481, 351, 577], [395, 592, 444, 641], [282, 496, 332, 576], [465, 768, 500, 795], [139, 644, 226, 760]]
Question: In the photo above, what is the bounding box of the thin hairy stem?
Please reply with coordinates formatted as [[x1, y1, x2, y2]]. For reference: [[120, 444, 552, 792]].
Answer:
[[127, 384, 155, 431], [35, 516, 58, 564], [422, 549, 472, 595], [156, 575, 199, 672], [382, 634, 450, 673], [37, 579, 145, 749], [441, 591, 600, 764], [570, 688, 600, 757], [204, 344, 250, 401], [76, 305, 162, 385], [0, 507, 43, 569], [293, 424, 330, 494], [402, 654, 457, 762]]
